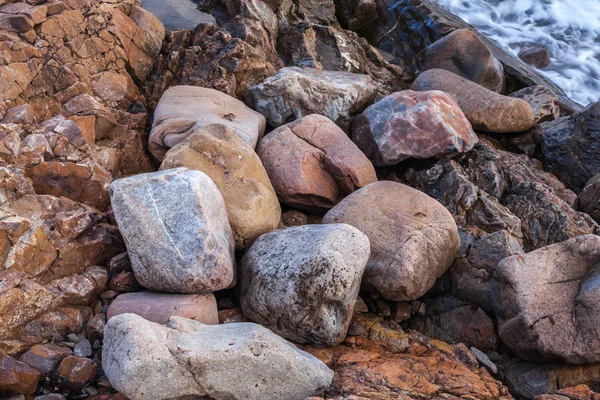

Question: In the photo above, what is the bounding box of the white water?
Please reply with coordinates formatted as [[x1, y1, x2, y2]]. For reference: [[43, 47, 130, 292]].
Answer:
[[434, 0, 600, 106]]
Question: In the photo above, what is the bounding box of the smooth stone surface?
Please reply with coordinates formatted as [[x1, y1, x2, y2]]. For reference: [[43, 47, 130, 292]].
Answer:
[[110, 168, 236, 293], [352, 90, 478, 166], [322, 181, 460, 301], [510, 85, 560, 124], [411, 69, 535, 133], [239, 224, 370, 345], [579, 174, 600, 223], [102, 314, 334, 400]]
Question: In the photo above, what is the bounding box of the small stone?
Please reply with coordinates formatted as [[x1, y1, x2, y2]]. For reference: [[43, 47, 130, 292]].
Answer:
[[346, 321, 365, 336], [510, 85, 560, 124], [57, 356, 97, 391], [108, 271, 141, 293], [66, 334, 79, 343], [86, 313, 106, 342], [518, 44, 551, 69], [218, 307, 246, 324], [376, 299, 391, 317], [19, 344, 72, 375], [83, 386, 98, 395], [281, 210, 308, 227], [579, 174, 600, 223], [470, 347, 498, 374], [391, 302, 412, 323], [354, 297, 369, 313], [34, 395, 66, 400], [73, 335, 92, 358], [0, 356, 41, 395]]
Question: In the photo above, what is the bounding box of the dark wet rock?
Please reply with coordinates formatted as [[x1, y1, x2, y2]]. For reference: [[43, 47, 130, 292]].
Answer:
[[334, 0, 377, 31], [19, 344, 72, 376], [579, 174, 600, 223]]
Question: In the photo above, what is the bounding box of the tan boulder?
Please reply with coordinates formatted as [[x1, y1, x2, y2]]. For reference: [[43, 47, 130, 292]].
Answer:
[[160, 125, 280, 249]]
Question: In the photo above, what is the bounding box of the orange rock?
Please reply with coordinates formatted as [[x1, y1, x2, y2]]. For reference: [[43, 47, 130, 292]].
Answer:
[[0, 355, 40, 395]]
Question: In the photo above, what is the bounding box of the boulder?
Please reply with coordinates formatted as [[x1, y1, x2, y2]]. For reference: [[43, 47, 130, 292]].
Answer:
[[352, 90, 478, 166], [579, 174, 600, 223], [510, 85, 560, 124], [417, 28, 505, 93], [245, 67, 378, 130], [0, 356, 40, 395], [493, 235, 600, 364], [109, 168, 236, 293], [19, 343, 72, 375], [149, 86, 266, 161], [322, 181, 460, 301], [256, 114, 377, 211], [239, 224, 370, 345], [411, 69, 535, 133], [518, 44, 551, 69], [160, 125, 280, 249], [102, 314, 334, 400], [107, 292, 218, 325]]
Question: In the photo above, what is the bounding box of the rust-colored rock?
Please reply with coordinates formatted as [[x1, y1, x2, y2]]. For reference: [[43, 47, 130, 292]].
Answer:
[[56, 356, 96, 390], [19, 343, 72, 375], [0, 355, 40, 395]]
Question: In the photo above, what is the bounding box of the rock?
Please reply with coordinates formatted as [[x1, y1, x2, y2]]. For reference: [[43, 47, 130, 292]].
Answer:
[[281, 210, 308, 227], [535, 385, 599, 400], [245, 67, 378, 131], [519, 44, 551, 69], [0, 356, 41, 395], [218, 307, 246, 324], [510, 85, 560, 124], [56, 356, 96, 390], [417, 28, 505, 93], [352, 90, 478, 166], [73, 334, 92, 358], [19, 344, 72, 375], [149, 86, 266, 161], [411, 69, 535, 133], [160, 125, 280, 249], [85, 313, 105, 342], [102, 314, 334, 400], [107, 292, 218, 325], [1, 105, 34, 124], [534, 102, 600, 192], [579, 174, 600, 223], [334, 0, 377, 31], [239, 224, 370, 345], [257, 114, 377, 211], [322, 181, 460, 301], [493, 235, 600, 363], [471, 347, 498, 374], [110, 168, 236, 293], [108, 270, 141, 293]]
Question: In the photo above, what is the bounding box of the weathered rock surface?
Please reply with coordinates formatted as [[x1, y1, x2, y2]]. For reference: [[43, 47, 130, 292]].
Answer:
[[334, 0, 377, 31], [417, 28, 505, 93], [323, 181, 460, 301], [239, 224, 369, 345], [160, 125, 280, 249], [103, 314, 333, 400], [0, 355, 40, 395], [493, 235, 600, 364], [149, 86, 266, 160], [257, 114, 377, 211], [510, 85, 560, 124], [519, 44, 551, 69], [579, 174, 600, 223], [352, 90, 478, 166], [245, 67, 378, 130], [19, 343, 72, 376], [109, 168, 236, 293], [412, 69, 535, 133]]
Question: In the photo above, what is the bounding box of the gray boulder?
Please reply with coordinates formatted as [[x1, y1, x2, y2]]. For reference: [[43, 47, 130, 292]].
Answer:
[[102, 314, 333, 400], [579, 174, 600, 223], [239, 224, 370, 345], [110, 168, 236, 293]]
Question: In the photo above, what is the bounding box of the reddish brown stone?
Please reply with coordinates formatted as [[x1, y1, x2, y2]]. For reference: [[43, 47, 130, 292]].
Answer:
[[57, 356, 97, 390], [519, 44, 551, 69], [19, 343, 72, 375], [108, 271, 141, 293], [0, 355, 40, 395], [86, 313, 106, 342]]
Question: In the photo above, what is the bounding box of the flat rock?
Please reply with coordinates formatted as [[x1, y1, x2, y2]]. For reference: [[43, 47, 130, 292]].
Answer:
[[102, 314, 334, 400], [323, 181, 460, 301], [579, 174, 600, 223], [239, 224, 370, 345], [352, 90, 478, 166], [110, 168, 236, 293], [149, 86, 266, 160], [245, 67, 378, 130], [257, 114, 377, 211], [411, 69, 535, 133], [510, 85, 560, 124]]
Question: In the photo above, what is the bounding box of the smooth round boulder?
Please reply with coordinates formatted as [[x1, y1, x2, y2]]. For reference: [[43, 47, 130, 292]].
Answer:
[[322, 181, 460, 301], [411, 69, 535, 133], [160, 125, 281, 249], [239, 224, 370, 345], [352, 90, 478, 166], [579, 174, 600, 223]]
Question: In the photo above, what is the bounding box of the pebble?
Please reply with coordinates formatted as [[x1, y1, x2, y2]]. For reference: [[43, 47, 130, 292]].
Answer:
[[74, 335, 92, 358], [470, 347, 498, 374], [83, 386, 98, 396], [66, 334, 79, 343]]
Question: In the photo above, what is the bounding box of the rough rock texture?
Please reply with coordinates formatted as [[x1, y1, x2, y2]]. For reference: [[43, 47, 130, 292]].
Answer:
[[149, 86, 266, 160], [0, 355, 41, 395], [107, 292, 218, 325], [323, 181, 460, 301], [493, 235, 600, 364], [411, 69, 535, 133], [160, 125, 280, 249], [18, 343, 72, 375], [245, 67, 379, 130], [257, 114, 377, 211], [579, 174, 600, 223], [417, 28, 505, 93], [352, 90, 478, 166], [103, 314, 334, 400], [519, 44, 551, 69], [239, 224, 370, 345], [534, 102, 600, 193], [109, 168, 236, 293], [510, 85, 560, 124], [334, 0, 377, 31]]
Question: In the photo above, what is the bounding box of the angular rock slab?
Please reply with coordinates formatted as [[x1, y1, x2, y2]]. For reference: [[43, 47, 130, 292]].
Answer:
[[352, 90, 478, 166], [160, 125, 281, 249], [149, 86, 266, 160], [323, 181, 460, 301], [239, 224, 370, 345], [110, 168, 235, 293], [579, 174, 600, 223], [102, 314, 333, 400], [411, 69, 535, 133], [493, 235, 600, 364], [245, 67, 378, 130], [257, 114, 377, 211]]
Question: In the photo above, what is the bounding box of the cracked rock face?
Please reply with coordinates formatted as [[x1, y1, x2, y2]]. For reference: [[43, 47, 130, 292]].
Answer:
[[239, 223, 370, 345], [323, 181, 460, 301], [102, 314, 334, 400], [109, 168, 236, 293], [352, 90, 479, 166], [493, 235, 600, 364], [257, 114, 377, 212]]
